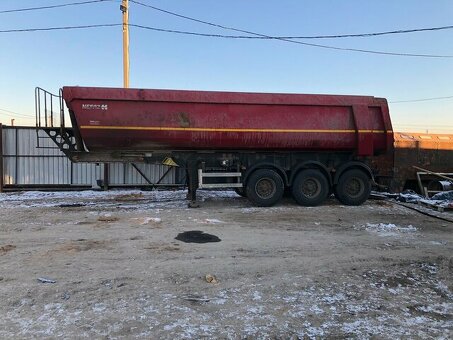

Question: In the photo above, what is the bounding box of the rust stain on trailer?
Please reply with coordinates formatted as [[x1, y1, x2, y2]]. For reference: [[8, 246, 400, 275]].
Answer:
[[178, 112, 190, 128], [62, 86, 393, 154]]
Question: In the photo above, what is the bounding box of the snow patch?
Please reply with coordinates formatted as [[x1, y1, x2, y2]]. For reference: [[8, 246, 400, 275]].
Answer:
[[357, 223, 417, 237], [204, 219, 224, 224]]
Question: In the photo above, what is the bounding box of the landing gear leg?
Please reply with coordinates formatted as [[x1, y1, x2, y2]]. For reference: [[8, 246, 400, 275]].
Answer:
[[186, 160, 200, 208]]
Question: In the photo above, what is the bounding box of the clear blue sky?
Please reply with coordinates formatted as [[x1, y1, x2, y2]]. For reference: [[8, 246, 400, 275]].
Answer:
[[0, 0, 452, 132]]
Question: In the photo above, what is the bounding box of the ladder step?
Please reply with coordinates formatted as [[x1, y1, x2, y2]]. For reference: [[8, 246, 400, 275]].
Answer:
[[200, 172, 242, 178], [200, 183, 243, 189]]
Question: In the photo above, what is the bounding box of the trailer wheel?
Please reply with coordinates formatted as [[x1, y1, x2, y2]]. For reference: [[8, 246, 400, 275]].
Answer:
[[335, 169, 371, 206], [246, 169, 284, 207], [234, 187, 247, 197], [291, 169, 329, 206]]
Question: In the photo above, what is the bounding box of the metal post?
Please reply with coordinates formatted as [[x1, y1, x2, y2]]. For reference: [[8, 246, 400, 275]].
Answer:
[[121, 0, 130, 88], [103, 163, 109, 190], [0, 124, 3, 192], [15, 127, 18, 185]]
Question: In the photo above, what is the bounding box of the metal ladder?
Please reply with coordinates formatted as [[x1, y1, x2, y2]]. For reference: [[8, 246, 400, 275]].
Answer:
[[35, 87, 78, 154]]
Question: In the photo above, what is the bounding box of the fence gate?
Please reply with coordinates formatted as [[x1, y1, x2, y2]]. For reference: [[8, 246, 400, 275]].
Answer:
[[1, 126, 182, 191]]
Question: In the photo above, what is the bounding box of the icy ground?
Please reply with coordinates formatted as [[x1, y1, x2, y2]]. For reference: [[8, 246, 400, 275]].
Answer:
[[0, 189, 452, 338]]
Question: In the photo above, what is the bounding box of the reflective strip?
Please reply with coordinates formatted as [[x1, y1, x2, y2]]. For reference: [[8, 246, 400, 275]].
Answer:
[[80, 125, 391, 134]]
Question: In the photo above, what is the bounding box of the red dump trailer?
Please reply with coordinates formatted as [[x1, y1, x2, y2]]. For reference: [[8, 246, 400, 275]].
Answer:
[[36, 86, 395, 207]]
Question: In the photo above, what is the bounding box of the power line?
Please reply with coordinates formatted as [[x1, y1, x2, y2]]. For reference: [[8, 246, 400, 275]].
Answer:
[[133, 24, 453, 40], [1, 21, 452, 58], [130, 1, 453, 40], [268, 25, 453, 40], [3, 0, 453, 40], [128, 25, 453, 58], [0, 23, 121, 33], [2, 0, 452, 40], [1, 0, 452, 58], [129, 1, 453, 58], [0, 108, 34, 118], [390, 95, 453, 103], [0, 0, 114, 14], [395, 124, 453, 128]]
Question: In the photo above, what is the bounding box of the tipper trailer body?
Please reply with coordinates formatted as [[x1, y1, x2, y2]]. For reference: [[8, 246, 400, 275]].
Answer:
[[36, 86, 395, 206]]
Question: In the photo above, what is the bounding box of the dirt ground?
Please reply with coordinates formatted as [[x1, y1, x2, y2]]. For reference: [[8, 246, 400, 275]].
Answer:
[[0, 189, 452, 338]]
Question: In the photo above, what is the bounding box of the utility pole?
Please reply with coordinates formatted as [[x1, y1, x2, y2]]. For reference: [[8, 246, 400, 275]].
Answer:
[[107, 0, 130, 191], [121, 0, 130, 88]]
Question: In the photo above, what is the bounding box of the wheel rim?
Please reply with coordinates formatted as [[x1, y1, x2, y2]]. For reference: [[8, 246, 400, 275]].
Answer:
[[345, 177, 364, 198], [255, 178, 276, 199], [301, 178, 321, 198]]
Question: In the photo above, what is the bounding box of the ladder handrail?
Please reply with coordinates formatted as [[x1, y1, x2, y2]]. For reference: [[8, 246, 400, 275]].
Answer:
[[35, 87, 80, 154], [35, 87, 63, 128]]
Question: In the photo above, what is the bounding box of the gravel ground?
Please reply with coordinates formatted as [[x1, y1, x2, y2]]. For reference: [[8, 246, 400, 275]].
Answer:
[[0, 189, 452, 338]]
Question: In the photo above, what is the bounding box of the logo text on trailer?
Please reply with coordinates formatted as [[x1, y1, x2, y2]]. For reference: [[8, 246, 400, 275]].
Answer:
[[82, 104, 108, 110]]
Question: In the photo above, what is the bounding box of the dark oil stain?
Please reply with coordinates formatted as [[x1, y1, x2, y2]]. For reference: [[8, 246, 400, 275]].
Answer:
[[175, 230, 221, 243]]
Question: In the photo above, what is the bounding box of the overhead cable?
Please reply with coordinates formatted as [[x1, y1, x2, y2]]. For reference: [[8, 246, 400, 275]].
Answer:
[[134, 24, 453, 40], [130, 1, 453, 40], [3, 0, 453, 40], [0, 0, 114, 14], [129, 1, 453, 58], [390, 95, 453, 103], [1, 21, 452, 58], [0, 23, 121, 33], [0, 108, 34, 118]]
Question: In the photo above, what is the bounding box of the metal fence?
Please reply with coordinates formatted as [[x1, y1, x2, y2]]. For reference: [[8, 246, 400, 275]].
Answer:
[[0, 125, 181, 190]]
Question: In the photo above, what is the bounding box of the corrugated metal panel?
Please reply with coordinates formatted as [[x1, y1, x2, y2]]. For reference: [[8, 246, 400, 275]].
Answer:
[[2, 127, 179, 187], [4, 127, 16, 155], [3, 154, 15, 185], [71, 162, 99, 185]]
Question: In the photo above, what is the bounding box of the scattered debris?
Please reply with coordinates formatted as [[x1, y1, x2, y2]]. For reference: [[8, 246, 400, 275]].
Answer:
[[61, 292, 70, 300], [369, 192, 388, 200], [0, 245, 16, 255], [97, 215, 119, 222], [394, 189, 453, 213], [396, 190, 423, 203], [181, 294, 210, 303], [205, 274, 218, 284], [175, 230, 221, 243], [58, 203, 86, 208], [409, 190, 453, 212], [37, 277, 56, 284], [114, 193, 144, 201], [431, 190, 453, 201], [134, 217, 162, 225], [419, 199, 453, 213], [204, 219, 224, 224], [143, 243, 180, 252]]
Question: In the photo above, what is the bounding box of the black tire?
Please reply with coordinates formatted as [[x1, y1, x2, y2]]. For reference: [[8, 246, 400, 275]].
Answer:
[[234, 187, 247, 197], [246, 169, 284, 207], [291, 169, 329, 206], [335, 169, 371, 206]]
